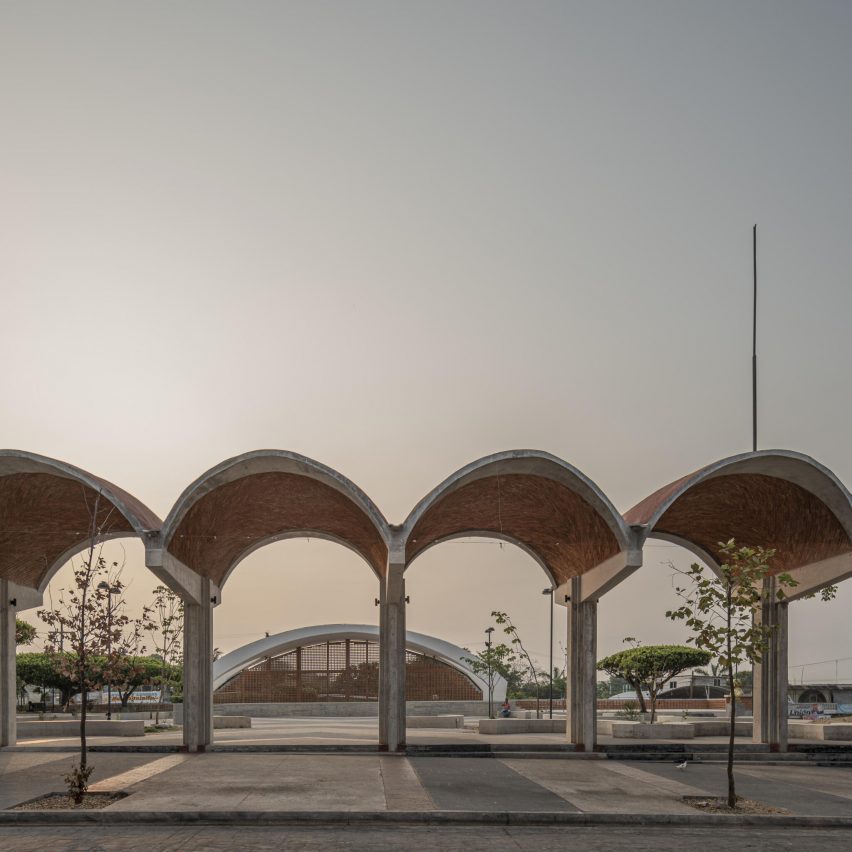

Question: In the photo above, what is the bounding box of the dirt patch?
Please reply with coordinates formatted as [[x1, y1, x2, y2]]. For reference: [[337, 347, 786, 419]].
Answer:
[[682, 795, 789, 814], [10, 792, 128, 811]]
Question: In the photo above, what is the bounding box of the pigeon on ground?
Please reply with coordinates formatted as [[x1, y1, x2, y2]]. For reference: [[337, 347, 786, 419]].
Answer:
[[676, 760, 688, 770]]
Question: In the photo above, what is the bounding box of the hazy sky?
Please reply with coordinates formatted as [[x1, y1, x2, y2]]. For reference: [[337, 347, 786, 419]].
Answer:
[[3, 2, 851, 681]]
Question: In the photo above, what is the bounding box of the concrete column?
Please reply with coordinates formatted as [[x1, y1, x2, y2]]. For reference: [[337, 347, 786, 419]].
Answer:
[[566, 576, 597, 751], [378, 579, 388, 747], [0, 581, 16, 747], [182, 578, 214, 752], [752, 577, 788, 751], [379, 544, 406, 752]]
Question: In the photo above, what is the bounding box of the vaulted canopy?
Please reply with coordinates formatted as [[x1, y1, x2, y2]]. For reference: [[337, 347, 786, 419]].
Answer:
[[626, 450, 852, 576], [401, 451, 634, 587], [162, 451, 389, 586], [0, 450, 161, 591]]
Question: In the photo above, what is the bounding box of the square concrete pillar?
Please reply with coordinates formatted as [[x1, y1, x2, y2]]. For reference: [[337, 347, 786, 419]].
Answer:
[[0, 581, 16, 747], [182, 578, 214, 752], [752, 577, 788, 751], [379, 551, 406, 752], [566, 576, 597, 751]]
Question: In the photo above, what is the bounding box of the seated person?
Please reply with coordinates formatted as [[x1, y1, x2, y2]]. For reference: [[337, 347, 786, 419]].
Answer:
[[500, 699, 511, 718]]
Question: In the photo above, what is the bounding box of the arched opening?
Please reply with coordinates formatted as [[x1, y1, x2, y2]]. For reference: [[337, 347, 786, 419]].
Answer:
[[0, 451, 166, 745], [160, 451, 389, 748], [404, 535, 558, 709], [395, 451, 637, 748]]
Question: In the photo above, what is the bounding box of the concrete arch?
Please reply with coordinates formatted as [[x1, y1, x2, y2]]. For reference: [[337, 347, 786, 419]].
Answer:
[[0, 449, 161, 594], [401, 450, 640, 599], [212, 623, 506, 701], [162, 451, 390, 587], [626, 449, 852, 596]]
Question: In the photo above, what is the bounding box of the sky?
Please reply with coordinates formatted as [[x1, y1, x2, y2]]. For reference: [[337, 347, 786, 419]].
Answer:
[[2, 1, 851, 682]]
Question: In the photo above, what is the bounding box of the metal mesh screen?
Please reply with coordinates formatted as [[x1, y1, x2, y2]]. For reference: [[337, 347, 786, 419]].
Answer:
[[214, 639, 481, 703]]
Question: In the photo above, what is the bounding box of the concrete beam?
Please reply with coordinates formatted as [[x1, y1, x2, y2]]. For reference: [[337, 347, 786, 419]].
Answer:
[[555, 550, 643, 605], [145, 539, 218, 607], [784, 553, 852, 602]]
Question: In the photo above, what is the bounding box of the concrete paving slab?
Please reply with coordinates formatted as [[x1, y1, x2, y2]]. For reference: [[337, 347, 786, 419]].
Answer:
[[409, 756, 579, 812], [637, 761, 852, 816], [736, 763, 852, 803], [106, 754, 387, 812], [502, 758, 700, 814], [379, 756, 435, 811], [0, 752, 161, 810]]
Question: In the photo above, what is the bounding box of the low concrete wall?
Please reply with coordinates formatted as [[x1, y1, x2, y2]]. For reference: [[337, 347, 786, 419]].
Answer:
[[17, 719, 144, 738], [598, 720, 751, 738], [172, 706, 251, 727], [406, 715, 464, 729], [207, 701, 489, 718], [478, 719, 565, 735], [691, 720, 752, 737], [789, 722, 852, 741], [213, 715, 251, 729]]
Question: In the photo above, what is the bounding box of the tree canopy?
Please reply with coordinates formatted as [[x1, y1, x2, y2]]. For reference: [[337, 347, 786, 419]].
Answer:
[[16, 652, 76, 707], [597, 643, 711, 722], [15, 618, 37, 646]]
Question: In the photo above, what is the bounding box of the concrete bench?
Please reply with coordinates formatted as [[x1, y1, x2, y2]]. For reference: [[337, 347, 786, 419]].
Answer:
[[789, 721, 852, 741], [598, 720, 751, 738], [691, 720, 752, 737], [406, 715, 464, 729], [478, 718, 565, 735], [606, 721, 696, 739], [17, 719, 144, 738]]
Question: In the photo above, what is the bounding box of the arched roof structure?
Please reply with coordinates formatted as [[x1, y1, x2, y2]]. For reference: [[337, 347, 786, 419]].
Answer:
[[0, 450, 161, 592], [212, 623, 506, 700], [162, 451, 390, 587], [401, 451, 639, 594], [626, 450, 852, 594]]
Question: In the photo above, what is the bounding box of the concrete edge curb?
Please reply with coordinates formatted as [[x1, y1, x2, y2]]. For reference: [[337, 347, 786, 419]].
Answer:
[[1, 811, 852, 828]]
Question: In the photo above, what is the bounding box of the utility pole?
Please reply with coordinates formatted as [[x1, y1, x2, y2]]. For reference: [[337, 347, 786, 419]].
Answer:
[[753, 224, 758, 452]]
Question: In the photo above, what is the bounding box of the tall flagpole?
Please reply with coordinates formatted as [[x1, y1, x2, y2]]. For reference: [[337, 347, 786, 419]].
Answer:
[[752, 224, 757, 453]]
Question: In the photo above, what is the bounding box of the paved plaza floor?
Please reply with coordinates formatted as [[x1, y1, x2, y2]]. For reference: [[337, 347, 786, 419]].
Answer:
[[4, 718, 852, 849]]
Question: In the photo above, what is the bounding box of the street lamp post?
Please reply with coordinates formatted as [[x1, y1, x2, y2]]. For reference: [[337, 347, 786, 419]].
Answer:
[[485, 626, 495, 718], [542, 588, 554, 719], [98, 582, 120, 720]]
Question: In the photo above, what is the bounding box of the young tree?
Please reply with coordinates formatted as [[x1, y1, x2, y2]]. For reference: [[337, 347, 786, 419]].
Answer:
[[38, 535, 127, 801], [144, 585, 184, 724], [463, 642, 519, 716], [596, 640, 710, 723], [666, 540, 794, 808], [492, 611, 544, 717]]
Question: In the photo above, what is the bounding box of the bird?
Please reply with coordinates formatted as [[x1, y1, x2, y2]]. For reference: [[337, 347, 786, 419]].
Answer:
[[676, 760, 688, 770]]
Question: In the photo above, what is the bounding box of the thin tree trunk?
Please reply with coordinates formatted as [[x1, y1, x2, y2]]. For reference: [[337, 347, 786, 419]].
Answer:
[[633, 683, 647, 713], [726, 586, 736, 808]]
